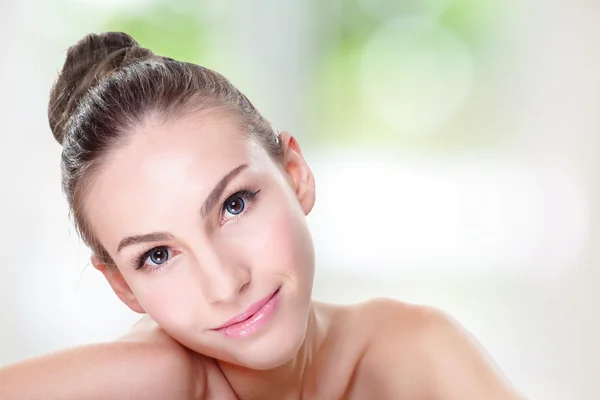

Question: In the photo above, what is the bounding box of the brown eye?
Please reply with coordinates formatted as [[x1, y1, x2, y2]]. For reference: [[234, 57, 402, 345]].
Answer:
[[225, 196, 245, 215]]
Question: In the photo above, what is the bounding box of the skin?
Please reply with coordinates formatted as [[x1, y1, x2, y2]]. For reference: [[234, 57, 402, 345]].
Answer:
[[0, 107, 525, 399]]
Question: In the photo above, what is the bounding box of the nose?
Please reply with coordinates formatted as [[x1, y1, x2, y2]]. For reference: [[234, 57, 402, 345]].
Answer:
[[197, 248, 251, 305]]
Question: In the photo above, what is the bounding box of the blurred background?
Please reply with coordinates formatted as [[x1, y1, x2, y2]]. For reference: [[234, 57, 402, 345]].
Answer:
[[1, 0, 599, 398]]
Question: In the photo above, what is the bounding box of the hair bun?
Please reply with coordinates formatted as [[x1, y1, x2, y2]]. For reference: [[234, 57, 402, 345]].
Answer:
[[48, 32, 152, 144]]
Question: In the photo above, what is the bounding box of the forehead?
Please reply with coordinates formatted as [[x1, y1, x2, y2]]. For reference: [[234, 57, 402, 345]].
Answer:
[[85, 109, 270, 249]]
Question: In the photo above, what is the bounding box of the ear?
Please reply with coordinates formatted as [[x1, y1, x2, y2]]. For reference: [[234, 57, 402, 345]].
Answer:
[[279, 132, 316, 215], [91, 255, 145, 314]]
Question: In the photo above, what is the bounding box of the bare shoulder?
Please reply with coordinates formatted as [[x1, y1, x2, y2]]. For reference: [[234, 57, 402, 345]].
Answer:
[[117, 315, 233, 400], [0, 316, 215, 400], [349, 298, 526, 400], [351, 297, 437, 327], [329, 297, 444, 338]]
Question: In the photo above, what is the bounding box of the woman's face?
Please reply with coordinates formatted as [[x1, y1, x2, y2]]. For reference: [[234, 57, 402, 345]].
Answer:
[[86, 108, 316, 369]]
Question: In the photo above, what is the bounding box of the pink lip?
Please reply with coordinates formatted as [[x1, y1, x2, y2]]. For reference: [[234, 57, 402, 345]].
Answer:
[[213, 288, 280, 338]]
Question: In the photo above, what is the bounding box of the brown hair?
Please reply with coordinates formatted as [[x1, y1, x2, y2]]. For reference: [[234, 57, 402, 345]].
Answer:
[[48, 32, 282, 265]]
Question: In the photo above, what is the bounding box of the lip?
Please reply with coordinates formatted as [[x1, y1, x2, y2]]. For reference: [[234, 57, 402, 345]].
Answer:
[[213, 287, 281, 338]]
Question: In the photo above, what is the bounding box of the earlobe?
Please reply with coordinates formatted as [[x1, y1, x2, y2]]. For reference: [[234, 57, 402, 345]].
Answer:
[[280, 132, 316, 215], [91, 255, 146, 314]]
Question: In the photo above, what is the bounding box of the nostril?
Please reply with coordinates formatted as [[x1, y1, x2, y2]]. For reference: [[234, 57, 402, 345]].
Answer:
[[238, 275, 251, 293]]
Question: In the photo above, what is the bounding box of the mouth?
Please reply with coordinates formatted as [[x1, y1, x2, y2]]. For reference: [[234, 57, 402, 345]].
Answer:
[[212, 287, 281, 338]]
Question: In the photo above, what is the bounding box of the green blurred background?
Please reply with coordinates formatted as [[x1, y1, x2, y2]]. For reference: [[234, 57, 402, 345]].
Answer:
[[1, 1, 599, 399]]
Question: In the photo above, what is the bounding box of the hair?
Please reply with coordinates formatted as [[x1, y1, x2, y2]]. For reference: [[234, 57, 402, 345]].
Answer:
[[48, 32, 283, 265]]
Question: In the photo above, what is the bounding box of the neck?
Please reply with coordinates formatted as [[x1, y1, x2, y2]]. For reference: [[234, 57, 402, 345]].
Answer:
[[217, 301, 326, 400]]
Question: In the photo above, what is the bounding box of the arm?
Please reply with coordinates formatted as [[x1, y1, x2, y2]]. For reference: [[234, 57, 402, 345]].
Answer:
[[0, 318, 206, 400], [363, 301, 526, 399]]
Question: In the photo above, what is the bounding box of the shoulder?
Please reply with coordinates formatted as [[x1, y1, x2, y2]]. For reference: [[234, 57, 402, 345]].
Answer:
[[357, 297, 467, 343], [352, 298, 525, 400], [353, 297, 439, 327], [342, 297, 444, 342], [0, 322, 211, 400], [117, 316, 212, 399]]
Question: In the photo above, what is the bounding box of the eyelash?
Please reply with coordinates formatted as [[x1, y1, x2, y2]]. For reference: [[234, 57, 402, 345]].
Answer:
[[220, 187, 261, 224], [135, 246, 170, 271], [132, 187, 261, 271]]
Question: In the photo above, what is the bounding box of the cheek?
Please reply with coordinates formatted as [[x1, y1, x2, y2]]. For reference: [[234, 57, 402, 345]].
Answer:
[[245, 196, 314, 279], [127, 267, 205, 331]]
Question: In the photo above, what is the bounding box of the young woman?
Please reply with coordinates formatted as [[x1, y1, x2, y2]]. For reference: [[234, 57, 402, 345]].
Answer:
[[0, 32, 525, 399]]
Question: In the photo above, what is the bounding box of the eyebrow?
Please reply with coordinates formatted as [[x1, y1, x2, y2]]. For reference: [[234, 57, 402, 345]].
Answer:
[[116, 163, 248, 253], [117, 232, 174, 253], [200, 163, 248, 218]]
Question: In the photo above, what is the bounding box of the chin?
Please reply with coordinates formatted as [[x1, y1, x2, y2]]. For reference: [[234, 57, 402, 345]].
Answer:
[[176, 283, 314, 370], [214, 307, 311, 370], [240, 329, 307, 370], [213, 317, 307, 370]]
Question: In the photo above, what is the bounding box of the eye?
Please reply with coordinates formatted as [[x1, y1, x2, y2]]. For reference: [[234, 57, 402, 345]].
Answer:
[[224, 196, 246, 216], [135, 246, 179, 271], [145, 246, 170, 267], [220, 189, 260, 224]]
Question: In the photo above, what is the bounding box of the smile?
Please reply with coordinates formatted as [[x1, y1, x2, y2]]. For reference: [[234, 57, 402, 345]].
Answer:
[[212, 287, 281, 339]]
